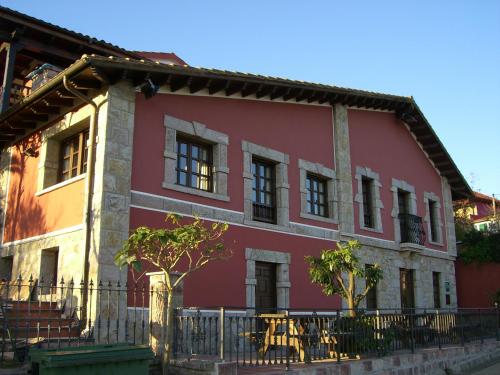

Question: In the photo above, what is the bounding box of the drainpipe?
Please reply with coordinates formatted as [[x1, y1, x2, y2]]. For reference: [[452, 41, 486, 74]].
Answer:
[[63, 76, 98, 324]]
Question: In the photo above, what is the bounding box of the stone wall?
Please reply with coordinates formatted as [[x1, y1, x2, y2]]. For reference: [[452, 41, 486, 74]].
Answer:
[[0, 227, 83, 283], [356, 244, 457, 310]]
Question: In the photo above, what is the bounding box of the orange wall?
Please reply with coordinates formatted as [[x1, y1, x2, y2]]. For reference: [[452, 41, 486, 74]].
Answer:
[[348, 109, 447, 250], [3, 132, 85, 243]]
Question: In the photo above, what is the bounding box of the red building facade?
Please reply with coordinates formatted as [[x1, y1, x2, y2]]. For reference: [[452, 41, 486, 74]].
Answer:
[[0, 8, 472, 312]]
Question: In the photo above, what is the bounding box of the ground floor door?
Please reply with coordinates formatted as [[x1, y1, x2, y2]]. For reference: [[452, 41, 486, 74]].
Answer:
[[400, 268, 415, 311], [255, 261, 277, 314]]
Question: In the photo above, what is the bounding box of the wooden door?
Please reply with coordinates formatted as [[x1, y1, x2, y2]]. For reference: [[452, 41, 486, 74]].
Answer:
[[400, 268, 415, 311], [255, 262, 277, 313]]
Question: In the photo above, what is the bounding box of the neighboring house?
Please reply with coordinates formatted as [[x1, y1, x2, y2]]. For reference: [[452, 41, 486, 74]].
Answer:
[[0, 7, 471, 313], [455, 191, 500, 307], [467, 192, 499, 232]]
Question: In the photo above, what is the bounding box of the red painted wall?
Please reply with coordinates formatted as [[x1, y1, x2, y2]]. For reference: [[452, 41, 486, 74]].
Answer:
[[130, 94, 340, 308], [132, 93, 336, 230], [348, 109, 447, 250], [456, 260, 500, 307], [130, 207, 341, 309], [4, 132, 85, 243]]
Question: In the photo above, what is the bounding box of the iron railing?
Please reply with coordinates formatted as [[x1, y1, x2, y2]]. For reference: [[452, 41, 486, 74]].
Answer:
[[399, 213, 426, 245], [0, 276, 151, 362], [1, 277, 499, 368], [173, 307, 500, 368]]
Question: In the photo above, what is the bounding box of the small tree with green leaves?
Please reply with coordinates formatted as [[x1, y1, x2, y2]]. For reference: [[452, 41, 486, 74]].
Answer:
[[305, 240, 383, 317], [115, 214, 231, 374]]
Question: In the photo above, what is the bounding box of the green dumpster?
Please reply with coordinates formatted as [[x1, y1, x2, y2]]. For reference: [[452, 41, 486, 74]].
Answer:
[[29, 344, 153, 375]]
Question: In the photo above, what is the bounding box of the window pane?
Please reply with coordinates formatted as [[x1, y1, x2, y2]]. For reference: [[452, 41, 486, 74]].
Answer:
[[191, 159, 199, 174], [192, 145, 199, 159], [191, 174, 198, 188], [178, 171, 187, 186], [200, 148, 208, 161], [178, 156, 187, 170], [179, 142, 187, 155]]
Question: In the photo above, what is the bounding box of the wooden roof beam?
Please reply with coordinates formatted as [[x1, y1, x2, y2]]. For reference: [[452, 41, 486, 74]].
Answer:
[[72, 78, 101, 90], [188, 77, 209, 94], [0, 127, 25, 135], [207, 79, 227, 95], [169, 75, 189, 92], [270, 86, 287, 100], [0, 134, 15, 141], [255, 84, 273, 99], [9, 121, 36, 129], [241, 83, 259, 98], [225, 81, 244, 96]]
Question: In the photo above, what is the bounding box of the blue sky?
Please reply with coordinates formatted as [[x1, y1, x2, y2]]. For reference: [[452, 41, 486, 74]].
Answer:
[[5, 0, 499, 196]]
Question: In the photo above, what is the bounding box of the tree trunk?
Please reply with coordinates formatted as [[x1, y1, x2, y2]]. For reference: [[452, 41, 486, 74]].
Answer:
[[346, 294, 356, 318], [162, 291, 174, 375]]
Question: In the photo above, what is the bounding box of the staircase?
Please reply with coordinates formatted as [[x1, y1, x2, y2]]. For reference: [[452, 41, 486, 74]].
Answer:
[[2, 300, 82, 341]]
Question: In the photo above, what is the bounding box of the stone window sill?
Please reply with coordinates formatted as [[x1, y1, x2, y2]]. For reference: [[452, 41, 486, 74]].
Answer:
[[162, 182, 230, 202], [428, 240, 444, 247], [243, 219, 290, 232], [35, 174, 86, 197], [300, 212, 337, 225], [360, 225, 383, 234], [400, 242, 425, 253]]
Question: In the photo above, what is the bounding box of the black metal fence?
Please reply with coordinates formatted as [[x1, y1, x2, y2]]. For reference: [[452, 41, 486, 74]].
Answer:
[[173, 307, 500, 368], [0, 276, 151, 362], [1, 277, 499, 369]]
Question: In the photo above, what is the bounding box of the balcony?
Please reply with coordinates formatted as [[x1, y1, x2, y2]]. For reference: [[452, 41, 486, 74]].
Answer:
[[399, 213, 426, 246]]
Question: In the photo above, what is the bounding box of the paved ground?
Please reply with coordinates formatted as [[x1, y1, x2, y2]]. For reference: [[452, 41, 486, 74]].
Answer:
[[470, 361, 500, 375]]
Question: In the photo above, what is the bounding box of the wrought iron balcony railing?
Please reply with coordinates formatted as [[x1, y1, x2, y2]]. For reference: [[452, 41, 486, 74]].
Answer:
[[399, 213, 426, 246]]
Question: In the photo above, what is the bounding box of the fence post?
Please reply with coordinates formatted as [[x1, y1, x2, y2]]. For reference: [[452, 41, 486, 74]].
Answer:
[[436, 309, 441, 350], [459, 309, 465, 346], [478, 309, 483, 344], [410, 309, 415, 354], [496, 303, 499, 342], [219, 307, 225, 361], [335, 309, 340, 363], [285, 314, 290, 371]]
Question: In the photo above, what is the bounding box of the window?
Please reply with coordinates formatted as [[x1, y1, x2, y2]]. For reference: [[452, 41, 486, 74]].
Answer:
[[163, 115, 229, 201], [298, 159, 336, 224], [59, 129, 89, 182], [306, 174, 328, 217], [433, 272, 441, 309], [398, 189, 410, 215], [365, 264, 377, 310], [362, 177, 374, 228], [428, 200, 438, 242], [424, 192, 444, 245], [176, 137, 212, 192], [252, 158, 276, 223], [242, 141, 289, 228], [355, 167, 383, 232]]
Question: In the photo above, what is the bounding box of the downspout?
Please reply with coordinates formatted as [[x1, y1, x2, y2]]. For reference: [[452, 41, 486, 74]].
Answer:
[[63, 76, 98, 324]]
